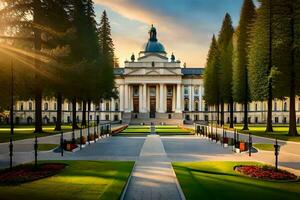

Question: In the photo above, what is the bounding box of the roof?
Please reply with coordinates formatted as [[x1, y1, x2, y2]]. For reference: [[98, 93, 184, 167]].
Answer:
[[114, 67, 205, 76], [181, 68, 204, 76], [113, 68, 125, 76]]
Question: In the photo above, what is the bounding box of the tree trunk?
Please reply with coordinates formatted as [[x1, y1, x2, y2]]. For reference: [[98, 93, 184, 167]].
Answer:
[[87, 100, 91, 127], [230, 100, 234, 128], [220, 103, 224, 126], [216, 104, 220, 125], [266, 85, 273, 132], [266, 0, 273, 133], [288, 6, 298, 136], [289, 84, 298, 136], [72, 97, 79, 130], [34, 91, 43, 133], [81, 100, 87, 127], [55, 93, 62, 131], [33, 0, 43, 134], [243, 101, 249, 130]]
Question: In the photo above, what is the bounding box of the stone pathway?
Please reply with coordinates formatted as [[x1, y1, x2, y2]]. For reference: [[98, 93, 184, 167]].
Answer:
[[123, 135, 184, 200]]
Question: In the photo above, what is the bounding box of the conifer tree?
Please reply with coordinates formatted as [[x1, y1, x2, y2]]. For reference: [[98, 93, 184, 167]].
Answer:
[[233, 0, 256, 130], [270, 0, 300, 136], [204, 35, 221, 119], [248, 0, 275, 132], [98, 11, 115, 101], [218, 13, 234, 128]]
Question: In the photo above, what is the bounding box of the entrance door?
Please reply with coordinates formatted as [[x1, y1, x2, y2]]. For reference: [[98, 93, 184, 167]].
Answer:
[[150, 97, 156, 118], [133, 97, 139, 113], [167, 98, 172, 113]]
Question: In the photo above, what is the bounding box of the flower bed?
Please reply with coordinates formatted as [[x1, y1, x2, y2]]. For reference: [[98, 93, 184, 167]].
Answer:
[[0, 163, 66, 185], [235, 165, 298, 181]]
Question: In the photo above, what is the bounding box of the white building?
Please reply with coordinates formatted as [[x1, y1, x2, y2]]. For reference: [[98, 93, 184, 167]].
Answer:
[[5, 26, 300, 125]]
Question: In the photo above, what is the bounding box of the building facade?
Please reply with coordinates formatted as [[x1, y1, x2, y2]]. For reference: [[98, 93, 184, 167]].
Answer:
[[4, 26, 300, 125]]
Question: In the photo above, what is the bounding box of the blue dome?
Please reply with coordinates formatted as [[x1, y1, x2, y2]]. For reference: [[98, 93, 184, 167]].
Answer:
[[144, 41, 165, 53], [144, 25, 166, 53]]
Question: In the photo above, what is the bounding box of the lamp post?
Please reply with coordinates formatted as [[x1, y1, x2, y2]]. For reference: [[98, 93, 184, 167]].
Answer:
[[248, 132, 252, 157], [274, 138, 280, 171], [9, 60, 14, 169]]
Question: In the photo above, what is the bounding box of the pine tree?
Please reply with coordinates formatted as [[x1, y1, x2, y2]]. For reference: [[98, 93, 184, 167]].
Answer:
[[204, 35, 221, 111], [233, 0, 256, 130], [248, 0, 275, 132], [217, 13, 234, 128], [98, 11, 115, 101], [270, 0, 300, 136]]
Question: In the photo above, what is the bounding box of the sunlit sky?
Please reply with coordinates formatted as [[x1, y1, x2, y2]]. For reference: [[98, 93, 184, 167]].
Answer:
[[94, 0, 257, 67]]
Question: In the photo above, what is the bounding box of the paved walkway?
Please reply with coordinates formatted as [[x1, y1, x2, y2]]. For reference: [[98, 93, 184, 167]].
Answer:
[[123, 135, 184, 200]]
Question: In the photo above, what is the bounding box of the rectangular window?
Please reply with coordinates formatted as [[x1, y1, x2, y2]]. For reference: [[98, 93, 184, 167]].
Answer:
[[184, 86, 189, 96], [194, 86, 199, 96], [150, 87, 156, 97]]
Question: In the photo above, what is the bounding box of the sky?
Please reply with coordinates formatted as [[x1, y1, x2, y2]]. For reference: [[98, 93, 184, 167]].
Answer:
[[94, 0, 257, 67]]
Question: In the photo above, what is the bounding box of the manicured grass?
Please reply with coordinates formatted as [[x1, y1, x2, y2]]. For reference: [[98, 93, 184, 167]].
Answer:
[[173, 161, 300, 200], [0, 125, 73, 143], [253, 143, 275, 151], [155, 127, 193, 135], [0, 160, 134, 200], [38, 144, 59, 151], [121, 128, 150, 133], [233, 125, 300, 142]]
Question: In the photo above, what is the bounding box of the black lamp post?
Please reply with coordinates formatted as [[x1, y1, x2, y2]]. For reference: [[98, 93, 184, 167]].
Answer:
[[274, 138, 280, 171], [248, 132, 252, 157], [9, 60, 14, 170]]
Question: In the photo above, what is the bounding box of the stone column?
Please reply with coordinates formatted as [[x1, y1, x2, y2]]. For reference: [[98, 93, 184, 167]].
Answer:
[[189, 85, 192, 111], [176, 84, 182, 113], [139, 85, 143, 113], [143, 84, 147, 113], [159, 83, 164, 113], [191, 85, 195, 111], [199, 85, 203, 111], [111, 98, 115, 111], [119, 85, 124, 111], [124, 84, 129, 112]]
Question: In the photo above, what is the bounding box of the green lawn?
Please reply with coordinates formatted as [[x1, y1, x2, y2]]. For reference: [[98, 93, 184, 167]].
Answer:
[[118, 126, 150, 136], [38, 144, 59, 151], [0, 160, 134, 200], [173, 161, 300, 200], [155, 127, 193, 136], [0, 125, 73, 143], [232, 124, 300, 142], [253, 143, 275, 151]]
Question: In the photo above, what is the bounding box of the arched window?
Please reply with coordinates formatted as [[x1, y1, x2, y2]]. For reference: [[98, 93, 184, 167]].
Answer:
[[274, 102, 277, 111], [29, 102, 33, 111], [106, 102, 110, 111], [184, 99, 189, 111], [44, 103, 49, 111], [255, 104, 258, 111], [54, 103, 57, 110], [194, 101, 199, 111], [283, 102, 287, 111], [115, 102, 119, 111], [20, 103, 24, 111]]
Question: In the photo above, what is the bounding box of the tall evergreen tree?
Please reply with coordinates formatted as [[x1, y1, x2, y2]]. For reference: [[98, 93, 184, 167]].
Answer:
[[98, 11, 115, 101], [248, 0, 277, 132], [204, 35, 221, 122], [270, 0, 300, 136], [217, 13, 234, 128], [233, 0, 256, 130]]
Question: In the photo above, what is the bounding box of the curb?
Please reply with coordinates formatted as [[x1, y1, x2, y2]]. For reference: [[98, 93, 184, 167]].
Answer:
[[120, 161, 137, 200]]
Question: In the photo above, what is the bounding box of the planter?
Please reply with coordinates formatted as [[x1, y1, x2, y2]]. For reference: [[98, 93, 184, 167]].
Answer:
[[240, 142, 246, 152]]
